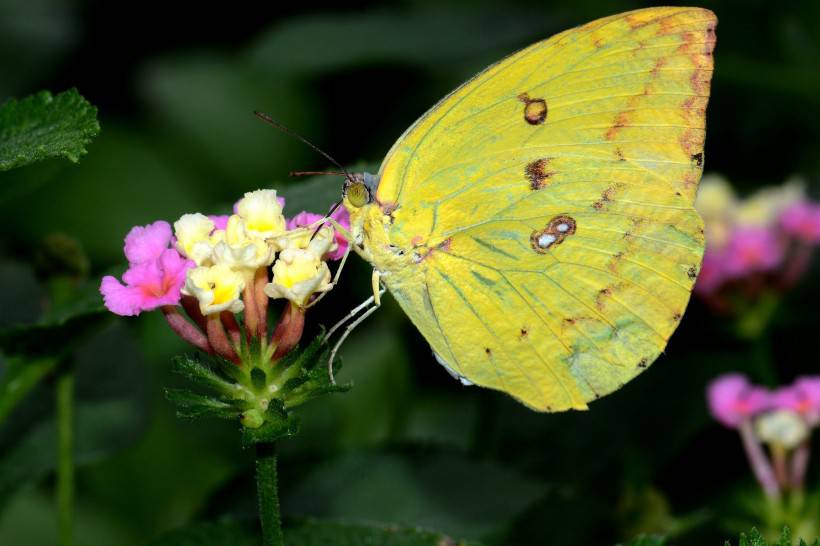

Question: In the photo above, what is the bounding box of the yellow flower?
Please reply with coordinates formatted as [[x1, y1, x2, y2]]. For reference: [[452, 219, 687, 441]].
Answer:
[[182, 263, 246, 315], [213, 215, 273, 274], [174, 213, 216, 265], [235, 189, 286, 239], [264, 248, 331, 307], [273, 225, 336, 256]]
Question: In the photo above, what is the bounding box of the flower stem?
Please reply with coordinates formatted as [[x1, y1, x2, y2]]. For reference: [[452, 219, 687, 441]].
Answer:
[[255, 442, 284, 546], [56, 369, 74, 546], [739, 420, 780, 499], [790, 440, 810, 490]]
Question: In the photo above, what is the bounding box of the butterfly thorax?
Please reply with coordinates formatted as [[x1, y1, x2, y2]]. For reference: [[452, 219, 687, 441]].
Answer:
[[343, 191, 430, 291]]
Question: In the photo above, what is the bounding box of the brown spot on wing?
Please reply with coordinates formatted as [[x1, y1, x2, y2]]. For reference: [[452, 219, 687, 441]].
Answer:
[[596, 287, 612, 310], [650, 57, 667, 78], [605, 111, 631, 140], [517, 93, 548, 125], [525, 158, 554, 190], [593, 186, 616, 210]]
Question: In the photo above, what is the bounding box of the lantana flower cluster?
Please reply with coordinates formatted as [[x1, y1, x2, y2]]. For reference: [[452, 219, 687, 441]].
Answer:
[[694, 175, 820, 304], [100, 189, 349, 364], [707, 373, 820, 498]]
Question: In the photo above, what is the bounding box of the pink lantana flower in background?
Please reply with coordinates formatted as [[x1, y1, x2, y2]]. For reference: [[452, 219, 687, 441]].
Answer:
[[100, 221, 194, 316], [286, 207, 351, 261], [780, 201, 820, 244], [707, 373, 771, 428], [722, 227, 784, 277], [707, 373, 820, 498], [693, 175, 820, 334]]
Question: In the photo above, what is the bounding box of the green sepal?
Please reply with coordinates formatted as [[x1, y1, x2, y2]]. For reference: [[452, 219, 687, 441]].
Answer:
[[164, 388, 242, 420], [240, 410, 300, 448], [171, 354, 246, 398]]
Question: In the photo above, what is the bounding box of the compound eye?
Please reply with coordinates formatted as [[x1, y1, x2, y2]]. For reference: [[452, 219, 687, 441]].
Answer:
[[346, 182, 370, 208]]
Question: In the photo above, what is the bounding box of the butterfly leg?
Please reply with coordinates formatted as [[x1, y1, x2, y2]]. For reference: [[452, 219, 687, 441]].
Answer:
[[305, 236, 352, 309], [326, 270, 385, 384]]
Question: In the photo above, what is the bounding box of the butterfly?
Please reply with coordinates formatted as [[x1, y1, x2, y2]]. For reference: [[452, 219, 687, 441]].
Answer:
[[337, 7, 716, 412]]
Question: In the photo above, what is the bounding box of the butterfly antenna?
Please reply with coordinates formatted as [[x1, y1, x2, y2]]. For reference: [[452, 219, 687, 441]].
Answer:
[[309, 199, 344, 242], [289, 170, 349, 177], [254, 111, 354, 182]]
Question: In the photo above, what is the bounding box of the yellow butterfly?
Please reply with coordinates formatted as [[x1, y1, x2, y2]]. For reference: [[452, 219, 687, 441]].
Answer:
[[336, 7, 716, 412]]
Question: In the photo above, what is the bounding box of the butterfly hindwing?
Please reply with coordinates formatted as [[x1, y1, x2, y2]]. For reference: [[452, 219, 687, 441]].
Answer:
[[369, 7, 716, 411]]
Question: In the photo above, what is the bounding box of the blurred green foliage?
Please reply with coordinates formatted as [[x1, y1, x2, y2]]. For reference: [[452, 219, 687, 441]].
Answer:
[[1, 0, 820, 545]]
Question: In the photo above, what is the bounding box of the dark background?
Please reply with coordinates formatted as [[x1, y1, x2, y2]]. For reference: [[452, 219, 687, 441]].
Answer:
[[1, 0, 819, 544]]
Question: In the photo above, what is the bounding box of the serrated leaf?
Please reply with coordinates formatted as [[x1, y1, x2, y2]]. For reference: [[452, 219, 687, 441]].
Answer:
[[286, 518, 482, 546], [0, 88, 99, 171], [165, 388, 241, 420]]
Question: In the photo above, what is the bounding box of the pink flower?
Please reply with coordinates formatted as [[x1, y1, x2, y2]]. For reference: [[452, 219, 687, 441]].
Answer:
[[723, 227, 784, 277], [780, 201, 820, 244], [694, 248, 727, 296], [101, 250, 193, 316], [208, 215, 230, 231], [287, 207, 351, 260], [123, 221, 173, 265], [707, 373, 771, 428]]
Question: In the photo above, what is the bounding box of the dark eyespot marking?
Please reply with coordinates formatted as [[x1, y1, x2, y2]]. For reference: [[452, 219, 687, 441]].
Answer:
[[520, 327, 528, 337], [673, 312, 682, 322], [530, 215, 576, 253], [525, 158, 553, 190], [691, 152, 703, 167], [484, 347, 492, 356], [517, 93, 547, 125]]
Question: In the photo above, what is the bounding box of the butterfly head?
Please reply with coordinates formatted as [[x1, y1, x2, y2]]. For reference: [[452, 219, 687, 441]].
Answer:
[[343, 172, 379, 208]]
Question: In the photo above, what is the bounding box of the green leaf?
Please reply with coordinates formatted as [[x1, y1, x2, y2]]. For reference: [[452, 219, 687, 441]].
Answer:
[[286, 449, 545, 540], [0, 323, 150, 513], [0, 277, 106, 358], [0, 355, 58, 424], [286, 518, 482, 546], [616, 536, 666, 546], [0, 89, 99, 171], [146, 521, 257, 546], [146, 519, 482, 546]]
